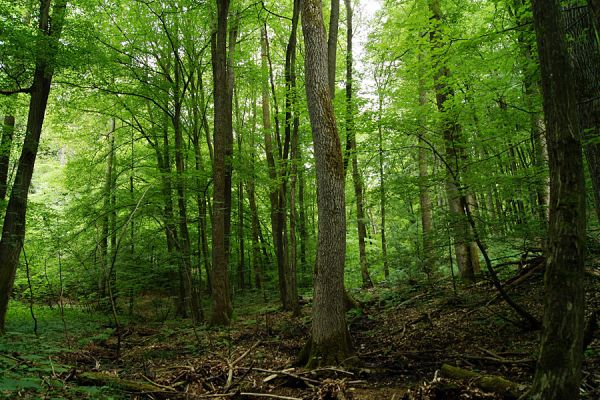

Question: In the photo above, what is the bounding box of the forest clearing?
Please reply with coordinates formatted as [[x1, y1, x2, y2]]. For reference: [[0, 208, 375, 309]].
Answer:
[[1, 0, 600, 398]]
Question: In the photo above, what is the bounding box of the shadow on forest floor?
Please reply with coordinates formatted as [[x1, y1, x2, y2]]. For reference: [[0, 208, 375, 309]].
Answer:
[[2, 263, 600, 399]]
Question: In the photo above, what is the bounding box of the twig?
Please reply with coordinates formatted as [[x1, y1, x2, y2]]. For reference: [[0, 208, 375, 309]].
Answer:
[[249, 367, 320, 386], [141, 374, 177, 392], [310, 367, 354, 376], [22, 244, 38, 336]]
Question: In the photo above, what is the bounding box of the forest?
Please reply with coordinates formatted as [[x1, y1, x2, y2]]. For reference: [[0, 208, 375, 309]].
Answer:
[[0, 0, 599, 398]]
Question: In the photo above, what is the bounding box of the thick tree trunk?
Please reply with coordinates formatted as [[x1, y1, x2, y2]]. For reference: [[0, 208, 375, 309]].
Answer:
[[0, 0, 68, 332], [344, 0, 372, 289], [530, 1, 586, 398], [299, 0, 353, 367], [210, 0, 234, 326]]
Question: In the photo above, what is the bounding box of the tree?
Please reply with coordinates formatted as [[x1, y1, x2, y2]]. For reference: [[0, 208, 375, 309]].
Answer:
[[428, 0, 480, 283], [299, 0, 353, 367], [210, 0, 234, 326], [529, 0, 586, 398], [344, 0, 372, 289], [0, 0, 68, 332]]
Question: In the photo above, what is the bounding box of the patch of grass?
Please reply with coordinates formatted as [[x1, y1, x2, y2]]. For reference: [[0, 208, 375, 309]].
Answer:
[[0, 301, 124, 399]]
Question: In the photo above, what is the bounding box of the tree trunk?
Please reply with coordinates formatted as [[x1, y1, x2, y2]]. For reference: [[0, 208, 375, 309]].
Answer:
[[327, 0, 340, 97], [284, 0, 301, 314], [173, 57, 202, 323], [417, 73, 434, 277], [0, 0, 68, 332], [530, 1, 586, 398], [235, 92, 245, 291], [99, 119, 116, 306], [191, 69, 212, 294], [261, 24, 294, 310], [428, 0, 480, 283], [299, 0, 353, 367], [562, 4, 600, 225], [377, 95, 389, 278], [210, 0, 234, 326], [246, 97, 262, 290], [344, 0, 372, 289]]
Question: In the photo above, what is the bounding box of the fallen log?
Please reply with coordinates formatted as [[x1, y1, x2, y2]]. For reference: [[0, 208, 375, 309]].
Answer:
[[76, 371, 171, 394], [439, 364, 527, 399]]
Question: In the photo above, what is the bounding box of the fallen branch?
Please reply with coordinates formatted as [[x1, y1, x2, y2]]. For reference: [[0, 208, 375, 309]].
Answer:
[[196, 393, 302, 400], [224, 340, 261, 391], [439, 364, 527, 399], [76, 371, 166, 393]]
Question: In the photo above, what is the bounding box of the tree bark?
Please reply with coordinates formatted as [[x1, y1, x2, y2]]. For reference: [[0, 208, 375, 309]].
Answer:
[[210, 0, 234, 326], [0, 0, 68, 332], [530, 1, 586, 398], [299, 0, 353, 367]]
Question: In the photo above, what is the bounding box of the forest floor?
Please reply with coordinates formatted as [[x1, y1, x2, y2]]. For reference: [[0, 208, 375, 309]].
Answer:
[[1, 262, 600, 400]]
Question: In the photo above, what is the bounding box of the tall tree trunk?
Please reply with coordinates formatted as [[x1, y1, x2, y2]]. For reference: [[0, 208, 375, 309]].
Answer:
[[261, 24, 291, 310], [234, 92, 245, 291], [327, 0, 340, 97], [344, 0, 372, 289], [299, 0, 353, 367], [191, 69, 212, 294], [247, 98, 262, 289], [210, 0, 234, 326], [156, 120, 181, 307], [417, 72, 434, 277], [377, 95, 389, 278], [99, 120, 115, 303], [173, 57, 202, 323], [0, 0, 68, 332], [428, 0, 480, 283], [284, 0, 301, 314], [530, 1, 586, 398]]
